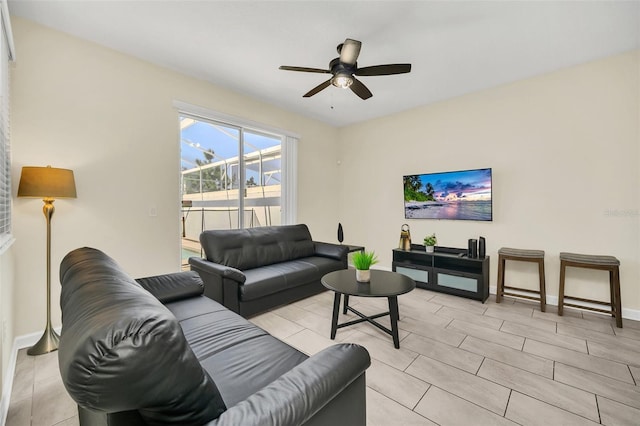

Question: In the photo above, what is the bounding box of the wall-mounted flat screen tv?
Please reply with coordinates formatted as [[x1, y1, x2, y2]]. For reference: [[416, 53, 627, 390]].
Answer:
[[404, 168, 492, 221]]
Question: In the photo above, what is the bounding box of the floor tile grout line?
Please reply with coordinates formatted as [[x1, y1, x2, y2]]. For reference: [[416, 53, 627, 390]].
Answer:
[[428, 384, 511, 423], [473, 355, 486, 376], [513, 387, 605, 426], [476, 360, 604, 422], [503, 389, 513, 417], [367, 384, 436, 424], [553, 360, 640, 391], [595, 393, 640, 413], [628, 365, 637, 386], [410, 384, 431, 412], [551, 366, 640, 415], [594, 393, 602, 424]]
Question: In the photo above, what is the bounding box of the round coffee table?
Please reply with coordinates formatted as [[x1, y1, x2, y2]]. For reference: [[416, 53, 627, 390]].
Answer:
[[321, 269, 416, 349]]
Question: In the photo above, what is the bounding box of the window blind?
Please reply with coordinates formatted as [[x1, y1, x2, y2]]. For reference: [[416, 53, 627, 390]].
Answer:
[[0, 1, 15, 253]]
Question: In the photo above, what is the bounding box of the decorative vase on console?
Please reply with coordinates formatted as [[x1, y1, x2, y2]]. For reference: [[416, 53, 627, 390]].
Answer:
[[423, 233, 437, 253], [352, 251, 378, 283]]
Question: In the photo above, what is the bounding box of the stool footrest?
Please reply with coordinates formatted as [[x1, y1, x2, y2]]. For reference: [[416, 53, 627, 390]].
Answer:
[[562, 302, 612, 315], [504, 286, 541, 295], [503, 291, 542, 302], [563, 295, 611, 306]]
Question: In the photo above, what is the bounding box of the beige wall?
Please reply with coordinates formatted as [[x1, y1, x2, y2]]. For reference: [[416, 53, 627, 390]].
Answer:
[[338, 50, 640, 315], [9, 17, 339, 337]]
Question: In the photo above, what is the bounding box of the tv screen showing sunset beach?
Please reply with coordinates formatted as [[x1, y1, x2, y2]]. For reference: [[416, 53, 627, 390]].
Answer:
[[403, 168, 492, 221]]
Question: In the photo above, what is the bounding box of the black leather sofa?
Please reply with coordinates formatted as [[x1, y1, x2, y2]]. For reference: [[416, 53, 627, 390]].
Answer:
[[189, 224, 348, 317], [58, 247, 370, 426]]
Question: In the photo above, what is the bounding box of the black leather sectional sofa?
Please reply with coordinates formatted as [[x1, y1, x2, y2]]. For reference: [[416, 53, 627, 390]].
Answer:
[[189, 224, 348, 317], [58, 247, 370, 426]]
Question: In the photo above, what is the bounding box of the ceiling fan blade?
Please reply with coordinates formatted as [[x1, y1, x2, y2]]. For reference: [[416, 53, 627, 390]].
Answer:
[[350, 77, 372, 100], [339, 38, 361, 66], [279, 65, 331, 74], [355, 64, 412, 76], [303, 79, 332, 97]]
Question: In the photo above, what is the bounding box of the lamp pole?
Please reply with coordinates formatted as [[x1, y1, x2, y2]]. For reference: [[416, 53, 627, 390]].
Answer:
[[27, 198, 59, 355]]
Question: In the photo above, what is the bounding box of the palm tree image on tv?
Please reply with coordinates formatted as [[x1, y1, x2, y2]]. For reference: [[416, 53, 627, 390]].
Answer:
[[403, 168, 492, 221]]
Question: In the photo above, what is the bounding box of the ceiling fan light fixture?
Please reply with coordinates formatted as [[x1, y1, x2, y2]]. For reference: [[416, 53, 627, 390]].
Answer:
[[331, 73, 353, 89], [280, 38, 411, 99]]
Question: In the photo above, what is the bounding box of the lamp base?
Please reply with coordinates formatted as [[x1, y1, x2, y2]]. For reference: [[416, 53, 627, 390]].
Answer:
[[27, 326, 59, 356]]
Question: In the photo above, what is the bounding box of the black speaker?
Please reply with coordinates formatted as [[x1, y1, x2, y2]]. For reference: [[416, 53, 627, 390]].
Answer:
[[337, 223, 344, 243], [478, 236, 486, 258], [468, 239, 478, 258]]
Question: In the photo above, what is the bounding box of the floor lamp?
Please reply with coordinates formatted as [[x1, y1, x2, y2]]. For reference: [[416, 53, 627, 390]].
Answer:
[[18, 165, 77, 356]]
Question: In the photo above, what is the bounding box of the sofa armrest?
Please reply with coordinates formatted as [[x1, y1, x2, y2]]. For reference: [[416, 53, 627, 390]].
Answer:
[[189, 257, 246, 310], [206, 343, 370, 426], [135, 271, 204, 303], [314, 242, 348, 263], [189, 257, 246, 283]]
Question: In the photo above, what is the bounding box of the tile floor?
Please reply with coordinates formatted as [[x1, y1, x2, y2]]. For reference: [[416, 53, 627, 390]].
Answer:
[[5, 288, 640, 426]]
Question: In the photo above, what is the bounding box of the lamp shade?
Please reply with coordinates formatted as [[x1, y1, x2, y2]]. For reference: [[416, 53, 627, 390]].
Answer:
[[18, 166, 77, 199]]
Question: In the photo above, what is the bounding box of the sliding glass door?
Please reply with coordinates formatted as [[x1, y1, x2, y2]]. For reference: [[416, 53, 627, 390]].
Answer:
[[180, 115, 283, 266]]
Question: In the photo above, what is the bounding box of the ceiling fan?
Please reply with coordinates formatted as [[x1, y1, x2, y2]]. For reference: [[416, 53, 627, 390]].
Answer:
[[279, 38, 411, 100]]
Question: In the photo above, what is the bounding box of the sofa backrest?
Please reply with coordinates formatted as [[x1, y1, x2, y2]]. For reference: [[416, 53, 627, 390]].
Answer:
[[200, 224, 316, 270], [58, 247, 227, 425]]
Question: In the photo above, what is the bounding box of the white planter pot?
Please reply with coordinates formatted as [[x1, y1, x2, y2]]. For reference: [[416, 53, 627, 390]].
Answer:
[[425, 246, 434, 253], [355, 269, 370, 283]]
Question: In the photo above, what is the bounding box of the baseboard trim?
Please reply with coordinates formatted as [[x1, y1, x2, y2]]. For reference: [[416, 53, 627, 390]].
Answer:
[[0, 327, 62, 426]]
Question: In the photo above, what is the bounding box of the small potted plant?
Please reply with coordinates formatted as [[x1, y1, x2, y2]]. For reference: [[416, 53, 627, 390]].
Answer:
[[352, 251, 378, 282], [423, 233, 437, 253]]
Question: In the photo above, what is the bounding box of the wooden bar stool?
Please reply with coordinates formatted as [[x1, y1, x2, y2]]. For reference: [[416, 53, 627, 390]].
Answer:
[[558, 252, 622, 328], [496, 247, 546, 311]]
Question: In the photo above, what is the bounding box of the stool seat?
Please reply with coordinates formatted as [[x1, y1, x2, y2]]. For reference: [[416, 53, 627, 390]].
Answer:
[[497, 247, 546, 311], [499, 248, 545, 259], [559, 252, 619, 266]]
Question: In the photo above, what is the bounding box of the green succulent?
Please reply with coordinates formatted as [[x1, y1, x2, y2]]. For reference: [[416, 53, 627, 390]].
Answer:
[[423, 233, 437, 246]]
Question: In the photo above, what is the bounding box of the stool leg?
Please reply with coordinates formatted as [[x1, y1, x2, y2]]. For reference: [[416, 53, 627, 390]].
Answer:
[[612, 267, 622, 328], [538, 258, 546, 313], [496, 255, 505, 304], [609, 270, 616, 320], [558, 260, 566, 317]]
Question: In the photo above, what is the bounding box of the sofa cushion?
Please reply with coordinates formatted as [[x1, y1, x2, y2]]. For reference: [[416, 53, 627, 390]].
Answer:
[[58, 248, 227, 425], [298, 256, 350, 278], [165, 296, 309, 407], [238, 256, 342, 302], [238, 260, 313, 301], [135, 271, 204, 303], [200, 224, 315, 270]]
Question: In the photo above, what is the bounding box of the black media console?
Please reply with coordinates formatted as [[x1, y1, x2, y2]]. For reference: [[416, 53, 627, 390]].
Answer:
[[392, 245, 490, 303]]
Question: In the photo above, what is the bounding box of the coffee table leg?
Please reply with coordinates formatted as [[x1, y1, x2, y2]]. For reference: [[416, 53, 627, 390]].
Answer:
[[389, 296, 400, 349], [343, 295, 350, 314], [331, 292, 341, 340]]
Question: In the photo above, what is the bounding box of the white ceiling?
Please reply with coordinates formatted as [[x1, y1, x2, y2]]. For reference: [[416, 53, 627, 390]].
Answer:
[[8, 1, 640, 127]]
